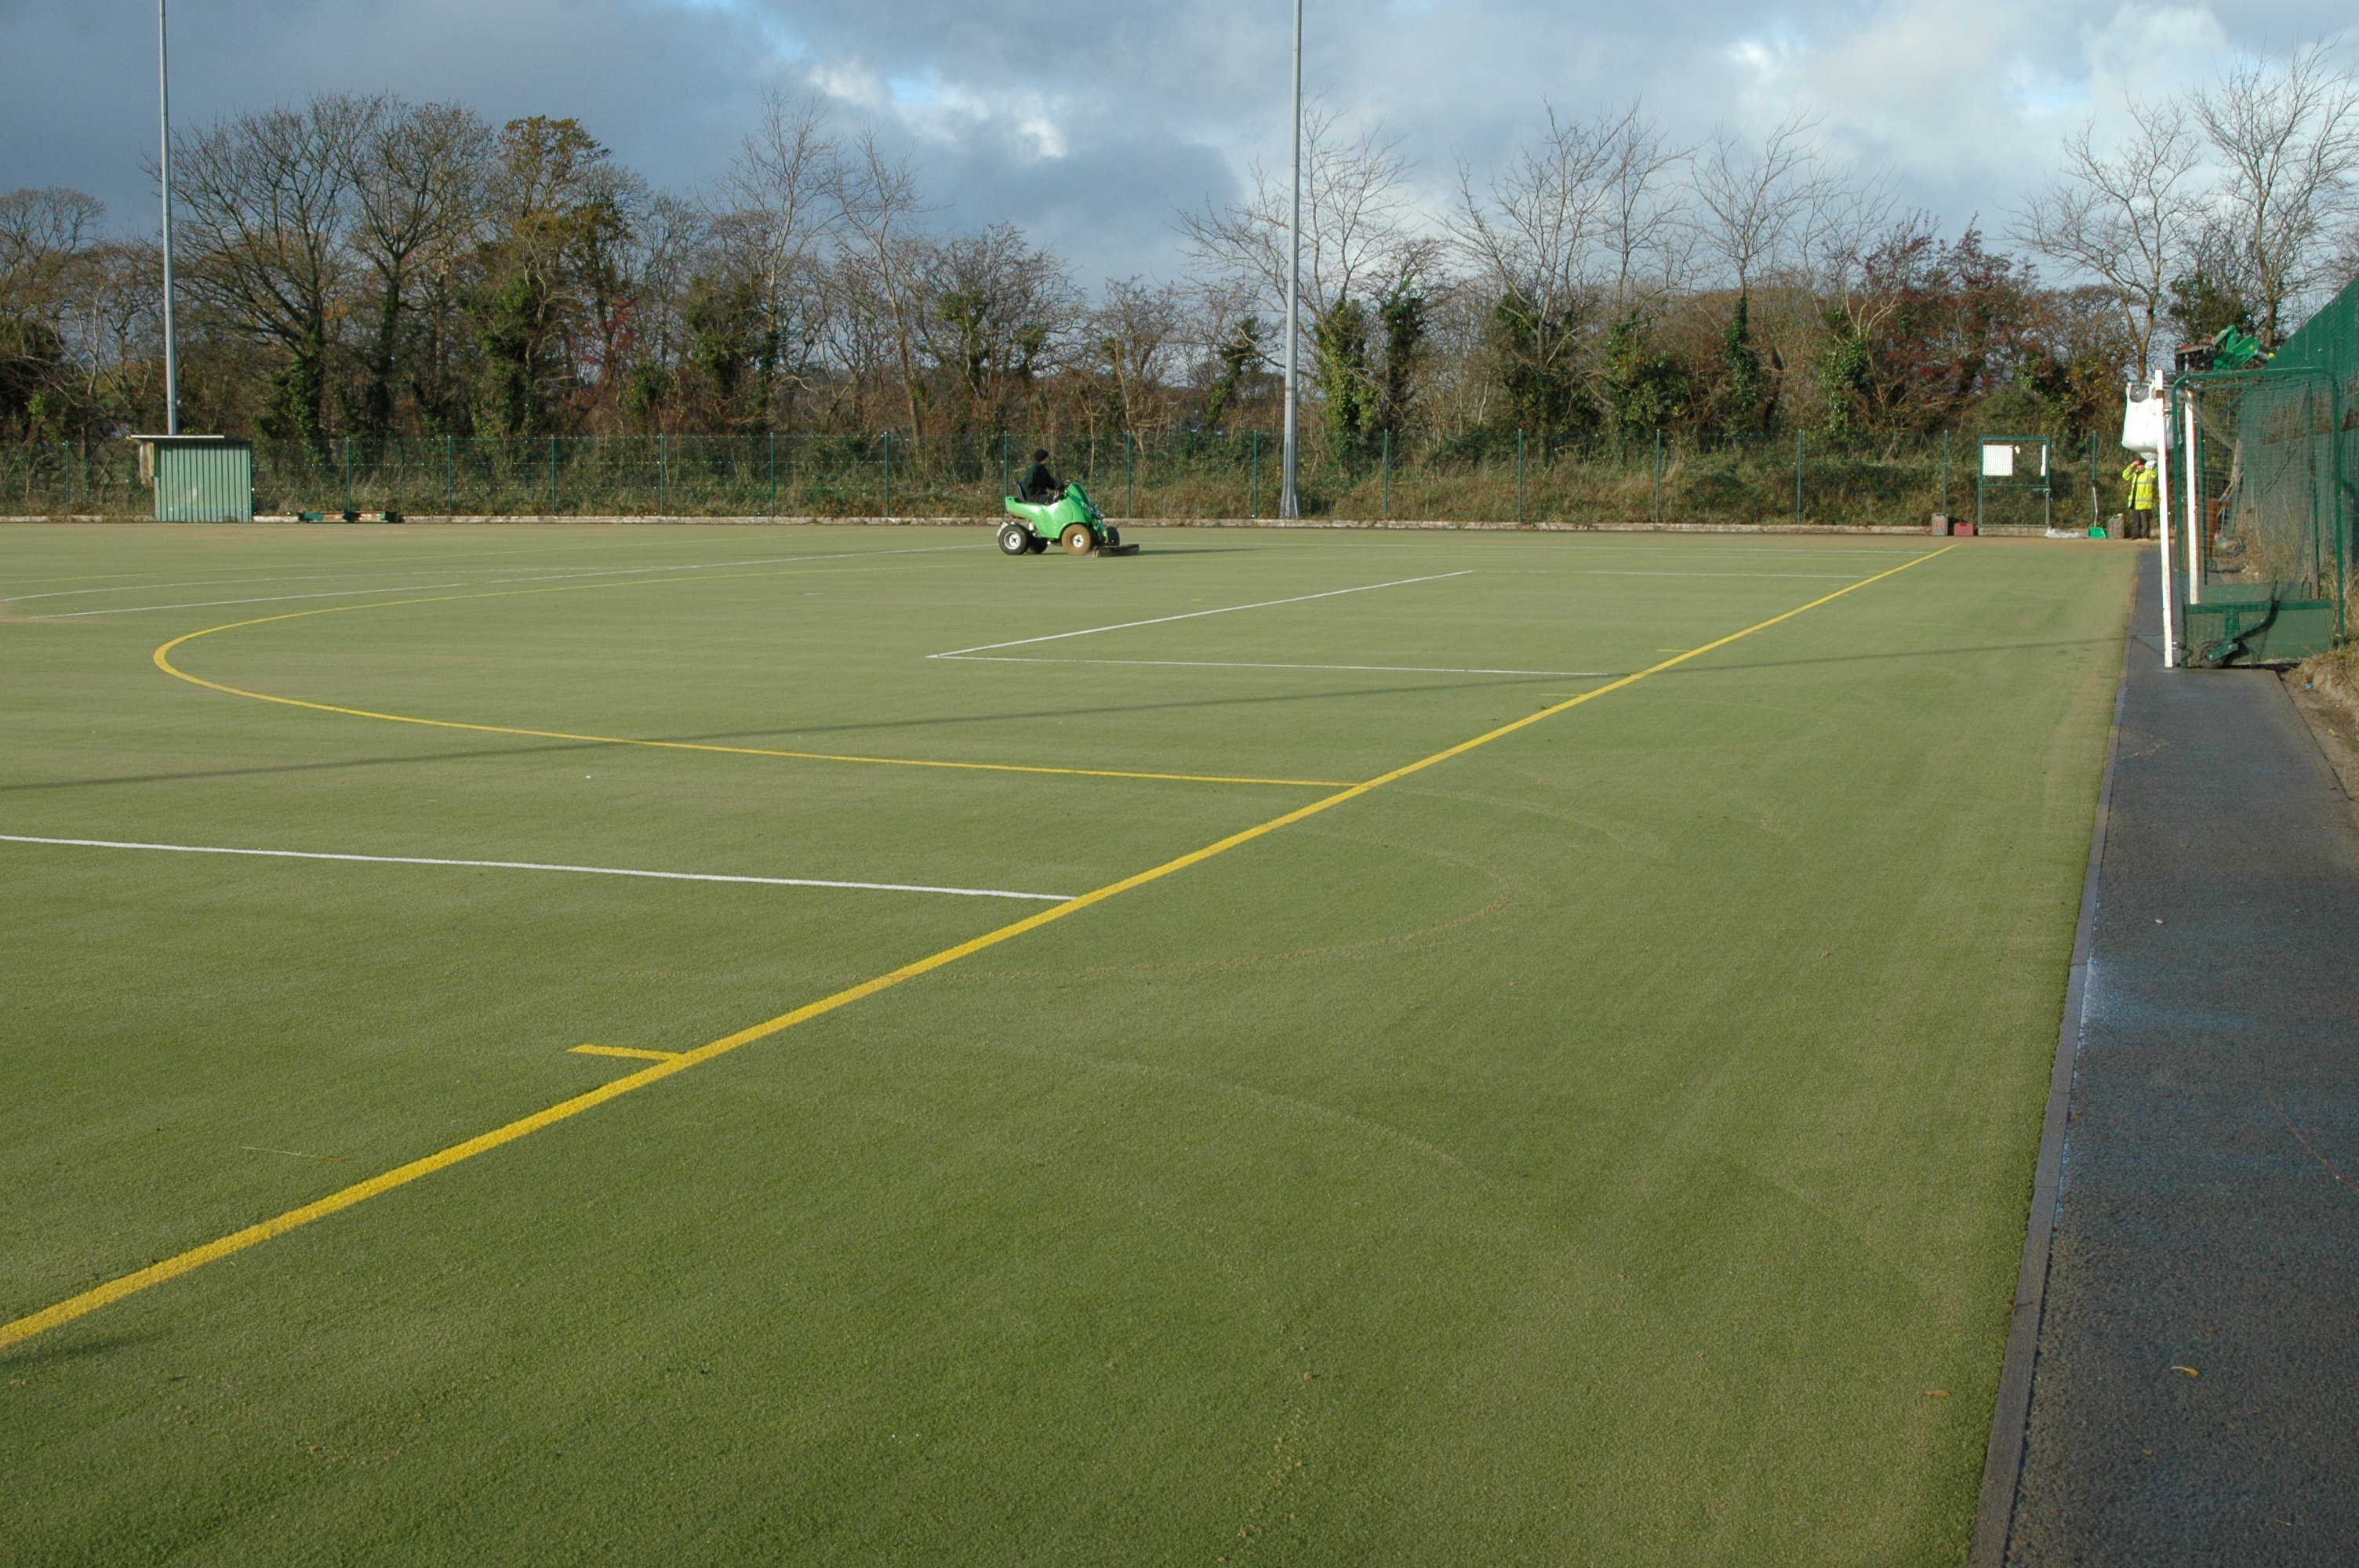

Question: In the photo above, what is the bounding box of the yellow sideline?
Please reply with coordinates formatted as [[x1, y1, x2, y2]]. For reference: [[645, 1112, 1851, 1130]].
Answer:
[[148, 576, 1355, 789], [0, 545, 1955, 1355]]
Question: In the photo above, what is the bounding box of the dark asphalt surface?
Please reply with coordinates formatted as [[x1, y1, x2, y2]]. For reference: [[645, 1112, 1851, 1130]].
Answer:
[[2006, 556, 2359, 1563]]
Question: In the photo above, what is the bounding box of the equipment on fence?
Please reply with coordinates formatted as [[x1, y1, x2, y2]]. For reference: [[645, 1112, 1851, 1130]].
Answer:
[[998, 482, 1138, 557], [1976, 437, 2052, 533], [2175, 325, 2270, 376]]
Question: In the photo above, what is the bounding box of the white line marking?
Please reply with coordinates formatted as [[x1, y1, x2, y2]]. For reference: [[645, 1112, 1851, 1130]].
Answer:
[[929, 572, 1474, 659], [7, 572, 416, 604], [19, 544, 982, 619], [27, 583, 478, 617], [0, 835, 1071, 902], [1567, 570, 1866, 579], [940, 655, 1616, 677], [464, 543, 976, 590]]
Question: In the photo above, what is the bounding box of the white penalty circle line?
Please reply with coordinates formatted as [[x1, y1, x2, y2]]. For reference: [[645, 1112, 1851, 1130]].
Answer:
[[0, 835, 1072, 902], [927, 571, 1473, 658]]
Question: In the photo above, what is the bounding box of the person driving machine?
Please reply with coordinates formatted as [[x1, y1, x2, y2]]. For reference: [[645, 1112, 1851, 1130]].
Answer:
[[1020, 449, 1064, 504]]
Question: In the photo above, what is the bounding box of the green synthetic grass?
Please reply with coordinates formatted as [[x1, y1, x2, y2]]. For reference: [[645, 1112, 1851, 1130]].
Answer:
[[1, 523, 2132, 1566]]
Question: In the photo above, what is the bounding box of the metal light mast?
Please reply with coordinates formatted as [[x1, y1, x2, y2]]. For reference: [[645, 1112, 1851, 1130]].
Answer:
[[1280, 0, 1302, 517], [158, 0, 180, 434]]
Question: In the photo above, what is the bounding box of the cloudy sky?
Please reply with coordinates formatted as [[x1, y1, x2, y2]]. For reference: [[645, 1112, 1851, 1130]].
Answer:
[[1, 0, 2346, 289]]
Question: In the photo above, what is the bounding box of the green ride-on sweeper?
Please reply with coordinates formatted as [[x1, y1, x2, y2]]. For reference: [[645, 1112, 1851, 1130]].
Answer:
[[998, 481, 1139, 557]]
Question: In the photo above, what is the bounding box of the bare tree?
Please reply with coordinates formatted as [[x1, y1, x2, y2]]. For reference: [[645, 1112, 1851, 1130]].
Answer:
[[1692, 114, 1832, 296], [1176, 106, 1437, 363], [1092, 277, 1186, 434], [2010, 99, 2203, 376], [831, 128, 938, 435], [0, 187, 113, 435], [1597, 104, 1694, 306], [609, 191, 707, 428], [2193, 39, 2359, 347], [717, 88, 838, 424], [1445, 104, 1623, 428], [1449, 104, 1612, 332], [0, 187, 106, 318], [172, 96, 372, 440], [348, 99, 492, 433], [1178, 278, 1270, 430], [925, 222, 1078, 430]]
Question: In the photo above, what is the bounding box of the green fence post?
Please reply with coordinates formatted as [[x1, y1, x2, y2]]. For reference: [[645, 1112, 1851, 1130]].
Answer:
[[882, 431, 892, 519], [1653, 429, 1664, 524], [343, 436, 353, 514], [1382, 429, 1392, 519], [1126, 431, 1135, 518], [767, 431, 776, 517], [444, 434, 454, 517], [656, 432, 667, 514], [1251, 432, 1260, 518], [1001, 430, 1011, 499], [1940, 431, 1950, 516], [1516, 430, 1525, 524], [547, 436, 558, 514], [1794, 431, 1805, 522], [2093, 429, 2105, 528]]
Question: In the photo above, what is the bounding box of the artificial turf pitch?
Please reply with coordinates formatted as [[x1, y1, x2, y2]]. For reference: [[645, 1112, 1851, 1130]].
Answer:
[[2, 523, 2131, 1565]]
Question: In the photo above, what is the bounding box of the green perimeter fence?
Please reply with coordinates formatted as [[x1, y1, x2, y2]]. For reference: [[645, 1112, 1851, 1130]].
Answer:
[[3, 430, 2128, 529]]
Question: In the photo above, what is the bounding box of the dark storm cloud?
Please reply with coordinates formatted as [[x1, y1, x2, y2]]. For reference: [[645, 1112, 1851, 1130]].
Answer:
[[3, 0, 2351, 290]]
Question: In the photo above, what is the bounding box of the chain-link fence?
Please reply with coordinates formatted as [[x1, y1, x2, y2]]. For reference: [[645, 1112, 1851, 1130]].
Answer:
[[2175, 369, 2348, 663], [2161, 274, 2359, 664], [2, 429, 2123, 529]]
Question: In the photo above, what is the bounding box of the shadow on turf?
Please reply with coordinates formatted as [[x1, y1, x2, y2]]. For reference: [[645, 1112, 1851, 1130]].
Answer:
[[0, 1329, 155, 1368], [0, 675, 1572, 793], [1656, 636, 2114, 677], [4, 637, 2115, 797]]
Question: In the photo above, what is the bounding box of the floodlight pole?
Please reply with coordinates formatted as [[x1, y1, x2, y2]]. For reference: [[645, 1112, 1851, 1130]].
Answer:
[[2157, 380, 2179, 667], [1279, 0, 1302, 518], [158, 0, 180, 435]]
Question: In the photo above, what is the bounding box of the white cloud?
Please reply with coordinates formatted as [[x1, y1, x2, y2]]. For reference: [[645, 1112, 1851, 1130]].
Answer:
[[1, 0, 2346, 292]]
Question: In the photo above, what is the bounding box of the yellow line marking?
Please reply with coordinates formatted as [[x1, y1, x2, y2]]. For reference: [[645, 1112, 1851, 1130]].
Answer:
[[1, 544, 1954, 1355], [149, 581, 1350, 790], [567, 1045, 682, 1062]]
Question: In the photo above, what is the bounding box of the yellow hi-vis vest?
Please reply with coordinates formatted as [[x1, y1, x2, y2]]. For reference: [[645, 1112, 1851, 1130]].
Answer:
[[2122, 462, 2158, 510]]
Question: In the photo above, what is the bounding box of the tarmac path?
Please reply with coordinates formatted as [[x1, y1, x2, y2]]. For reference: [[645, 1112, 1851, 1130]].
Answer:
[[2000, 553, 2359, 1563]]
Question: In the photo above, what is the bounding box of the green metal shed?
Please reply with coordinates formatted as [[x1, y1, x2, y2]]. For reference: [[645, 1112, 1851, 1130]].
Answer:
[[132, 434, 253, 522]]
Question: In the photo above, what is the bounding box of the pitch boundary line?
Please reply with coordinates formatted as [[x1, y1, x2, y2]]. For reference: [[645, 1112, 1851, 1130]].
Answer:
[[20, 543, 980, 619], [0, 835, 1073, 902], [0, 543, 1956, 1356], [149, 583, 1351, 790]]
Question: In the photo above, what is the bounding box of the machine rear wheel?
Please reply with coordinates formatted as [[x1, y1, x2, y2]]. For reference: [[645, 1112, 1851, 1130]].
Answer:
[[1060, 524, 1096, 556], [998, 522, 1034, 556]]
